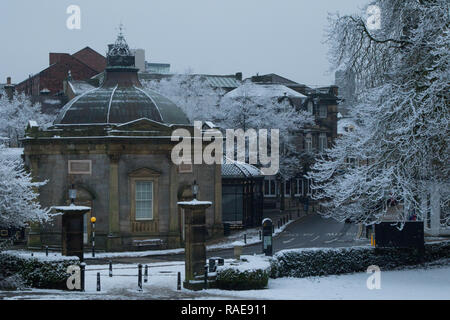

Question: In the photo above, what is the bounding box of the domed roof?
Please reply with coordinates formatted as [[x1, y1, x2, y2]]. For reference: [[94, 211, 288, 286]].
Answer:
[[54, 31, 190, 126], [54, 86, 190, 125], [222, 158, 264, 179]]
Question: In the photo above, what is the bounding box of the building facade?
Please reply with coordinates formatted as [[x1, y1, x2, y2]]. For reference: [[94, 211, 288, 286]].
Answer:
[[22, 33, 222, 252]]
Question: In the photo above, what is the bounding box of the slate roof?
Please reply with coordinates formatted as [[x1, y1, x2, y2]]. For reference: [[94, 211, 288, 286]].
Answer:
[[222, 158, 263, 179]]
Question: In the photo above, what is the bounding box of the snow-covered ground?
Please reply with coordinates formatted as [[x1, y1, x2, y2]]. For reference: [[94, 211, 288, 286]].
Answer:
[[3, 219, 296, 261], [1, 256, 449, 300]]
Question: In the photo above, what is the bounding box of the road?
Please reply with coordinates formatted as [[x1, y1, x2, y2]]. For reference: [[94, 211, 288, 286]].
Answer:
[[88, 214, 368, 264]]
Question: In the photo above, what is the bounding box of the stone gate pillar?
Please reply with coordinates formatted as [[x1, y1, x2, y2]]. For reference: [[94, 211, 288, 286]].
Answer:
[[178, 199, 212, 291]]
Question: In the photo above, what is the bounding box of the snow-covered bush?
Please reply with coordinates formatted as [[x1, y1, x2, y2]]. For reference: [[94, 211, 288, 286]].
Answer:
[[215, 255, 271, 290], [270, 242, 450, 278], [0, 252, 79, 289], [216, 269, 269, 290]]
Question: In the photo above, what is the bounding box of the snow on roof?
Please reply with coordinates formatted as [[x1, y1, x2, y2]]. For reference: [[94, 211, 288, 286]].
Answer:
[[68, 80, 96, 96], [177, 199, 212, 206], [226, 83, 307, 99]]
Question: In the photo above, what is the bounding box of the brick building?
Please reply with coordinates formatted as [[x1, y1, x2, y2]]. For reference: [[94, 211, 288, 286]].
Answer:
[[14, 47, 106, 113]]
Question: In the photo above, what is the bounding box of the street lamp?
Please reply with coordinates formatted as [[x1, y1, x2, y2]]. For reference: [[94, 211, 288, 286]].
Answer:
[[69, 185, 77, 205], [91, 217, 96, 257], [192, 180, 199, 200]]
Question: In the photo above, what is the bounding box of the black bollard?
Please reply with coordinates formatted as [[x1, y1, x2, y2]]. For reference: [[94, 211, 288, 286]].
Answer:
[[97, 272, 101, 292], [204, 265, 208, 290], [259, 230, 262, 240], [109, 260, 113, 277], [45, 246, 48, 257], [244, 234, 247, 244], [138, 264, 143, 291], [144, 265, 148, 283], [80, 263, 86, 292], [177, 272, 181, 291]]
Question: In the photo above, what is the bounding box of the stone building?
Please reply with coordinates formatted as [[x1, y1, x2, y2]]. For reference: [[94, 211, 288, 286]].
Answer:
[[22, 32, 222, 252]]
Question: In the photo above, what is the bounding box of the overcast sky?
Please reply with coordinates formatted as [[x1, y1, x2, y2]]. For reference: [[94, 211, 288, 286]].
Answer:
[[1, 0, 367, 87]]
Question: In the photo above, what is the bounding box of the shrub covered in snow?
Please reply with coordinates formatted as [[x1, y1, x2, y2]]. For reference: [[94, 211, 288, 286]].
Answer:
[[215, 255, 270, 290], [0, 252, 79, 289], [216, 269, 269, 290], [270, 242, 450, 278]]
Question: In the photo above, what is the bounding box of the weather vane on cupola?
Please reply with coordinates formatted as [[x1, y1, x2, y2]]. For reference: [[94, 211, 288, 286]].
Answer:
[[107, 24, 135, 68]]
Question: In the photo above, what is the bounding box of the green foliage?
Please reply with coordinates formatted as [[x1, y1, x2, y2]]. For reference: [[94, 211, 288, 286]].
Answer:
[[0, 253, 79, 289], [270, 242, 450, 278], [216, 268, 269, 290]]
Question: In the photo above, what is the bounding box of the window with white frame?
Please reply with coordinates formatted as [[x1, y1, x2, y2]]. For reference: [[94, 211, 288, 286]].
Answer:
[[305, 134, 313, 152], [264, 178, 277, 197], [294, 178, 304, 197], [135, 181, 153, 220], [319, 105, 327, 118], [319, 133, 327, 152], [306, 178, 312, 196]]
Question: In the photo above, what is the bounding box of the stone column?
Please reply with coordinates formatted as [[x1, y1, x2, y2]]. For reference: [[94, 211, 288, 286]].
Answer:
[[212, 163, 223, 237], [168, 163, 181, 248], [107, 153, 121, 251], [178, 200, 211, 291], [27, 155, 42, 249]]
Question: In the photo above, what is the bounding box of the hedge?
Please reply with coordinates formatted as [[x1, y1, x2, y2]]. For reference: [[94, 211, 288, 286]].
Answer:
[[270, 241, 450, 279], [0, 253, 79, 290], [216, 268, 269, 290]]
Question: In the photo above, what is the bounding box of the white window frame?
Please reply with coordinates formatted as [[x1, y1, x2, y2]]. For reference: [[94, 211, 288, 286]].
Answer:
[[264, 177, 277, 198], [135, 181, 154, 221], [294, 178, 304, 197], [319, 133, 327, 152]]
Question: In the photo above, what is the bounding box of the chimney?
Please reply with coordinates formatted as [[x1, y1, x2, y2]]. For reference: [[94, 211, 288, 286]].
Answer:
[[4, 76, 15, 100], [330, 85, 339, 97]]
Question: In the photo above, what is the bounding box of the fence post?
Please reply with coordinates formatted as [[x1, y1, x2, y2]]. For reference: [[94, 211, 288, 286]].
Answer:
[[109, 260, 113, 277], [144, 265, 148, 283], [45, 246, 48, 257], [138, 264, 143, 291], [177, 272, 181, 291], [204, 265, 208, 290], [97, 272, 101, 292], [259, 230, 262, 240], [244, 234, 247, 244], [80, 263, 86, 292]]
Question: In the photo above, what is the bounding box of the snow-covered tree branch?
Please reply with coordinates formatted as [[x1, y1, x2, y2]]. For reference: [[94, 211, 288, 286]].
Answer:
[[0, 146, 50, 229], [0, 91, 54, 147], [309, 0, 449, 225]]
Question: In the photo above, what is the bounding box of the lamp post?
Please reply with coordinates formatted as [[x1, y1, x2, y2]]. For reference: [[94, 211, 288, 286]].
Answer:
[[69, 185, 77, 205], [192, 180, 199, 200], [91, 217, 96, 257]]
